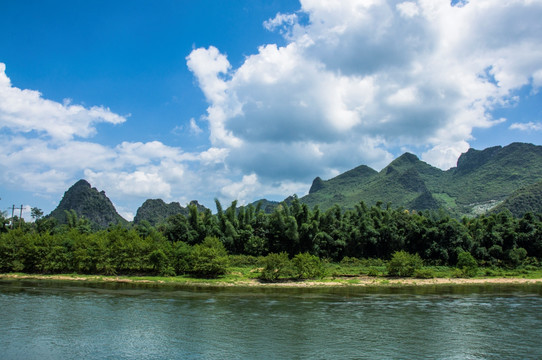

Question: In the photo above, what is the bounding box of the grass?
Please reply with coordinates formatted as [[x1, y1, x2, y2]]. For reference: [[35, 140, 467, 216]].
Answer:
[[2, 263, 542, 287]]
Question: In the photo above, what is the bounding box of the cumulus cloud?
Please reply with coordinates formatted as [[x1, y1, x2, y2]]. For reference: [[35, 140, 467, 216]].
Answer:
[[187, 0, 542, 189], [0, 63, 126, 141], [4, 0, 542, 216], [0, 65, 219, 213]]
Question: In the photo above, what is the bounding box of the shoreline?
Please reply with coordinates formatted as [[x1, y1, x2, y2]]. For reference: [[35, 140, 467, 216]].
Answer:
[[2, 273, 541, 288]]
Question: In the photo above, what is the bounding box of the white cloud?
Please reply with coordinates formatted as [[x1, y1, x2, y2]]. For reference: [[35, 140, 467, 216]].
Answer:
[[4, 0, 542, 217], [264, 12, 298, 32], [396, 1, 420, 18], [509, 122, 542, 131], [0, 63, 126, 141], [189, 118, 203, 134], [84, 169, 173, 198], [188, 0, 542, 173]]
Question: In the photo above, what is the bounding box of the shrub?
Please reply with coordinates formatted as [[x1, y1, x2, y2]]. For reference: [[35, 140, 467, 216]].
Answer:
[[260, 252, 291, 282], [387, 251, 423, 277], [292, 253, 326, 279], [366, 267, 380, 277], [228, 254, 260, 267], [507, 247, 527, 267], [188, 237, 229, 278], [456, 251, 478, 277], [340, 256, 361, 266], [451, 268, 464, 278], [413, 268, 434, 279], [149, 249, 174, 276], [173, 241, 192, 275]]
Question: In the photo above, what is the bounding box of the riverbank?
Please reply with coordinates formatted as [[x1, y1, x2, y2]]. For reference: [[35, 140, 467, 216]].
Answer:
[[2, 273, 541, 288]]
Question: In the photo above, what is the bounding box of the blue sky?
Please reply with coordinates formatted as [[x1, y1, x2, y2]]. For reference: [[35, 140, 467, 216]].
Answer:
[[1, 0, 541, 220]]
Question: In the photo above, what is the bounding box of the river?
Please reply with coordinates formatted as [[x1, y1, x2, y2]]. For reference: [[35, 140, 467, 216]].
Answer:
[[1, 280, 541, 359]]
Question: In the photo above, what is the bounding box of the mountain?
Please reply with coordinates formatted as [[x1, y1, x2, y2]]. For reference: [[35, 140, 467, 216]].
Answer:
[[133, 199, 208, 225], [301, 153, 443, 212], [299, 142, 542, 217], [248, 199, 281, 214], [133, 199, 186, 226], [445, 142, 542, 213], [490, 180, 542, 217], [48, 179, 127, 228]]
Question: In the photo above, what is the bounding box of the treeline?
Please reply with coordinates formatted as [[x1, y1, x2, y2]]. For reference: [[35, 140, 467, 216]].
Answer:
[[1, 198, 541, 277]]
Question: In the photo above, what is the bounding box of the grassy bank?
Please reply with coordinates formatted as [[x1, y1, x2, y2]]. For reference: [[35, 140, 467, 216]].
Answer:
[[2, 263, 542, 288]]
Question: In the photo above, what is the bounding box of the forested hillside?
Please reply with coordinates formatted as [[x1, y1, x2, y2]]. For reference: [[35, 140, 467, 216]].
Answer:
[[1, 197, 541, 277], [133, 199, 208, 226], [301, 142, 542, 217], [48, 180, 127, 229], [491, 181, 542, 217]]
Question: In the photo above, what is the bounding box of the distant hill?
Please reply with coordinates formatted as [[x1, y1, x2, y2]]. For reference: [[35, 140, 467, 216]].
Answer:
[[133, 199, 208, 225], [48, 180, 127, 229], [490, 180, 542, 217], [248, 199, 281, 214], [299, 142, 542, 217], [133, 199, 186, 226], [48, 143, 541, 226]]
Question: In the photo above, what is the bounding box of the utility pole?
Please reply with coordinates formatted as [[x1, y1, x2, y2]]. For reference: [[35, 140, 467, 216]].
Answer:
[[19, 204, 23, 228], [10, 204, 24, 229]]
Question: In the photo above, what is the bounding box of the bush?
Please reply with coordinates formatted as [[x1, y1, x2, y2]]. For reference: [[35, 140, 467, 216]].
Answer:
[[228, 254, 260, 267], [340, 256, 361, 266], [292, 253, 325, 279], [149, 249, 174, 276], [366, 267, 380, 277], [507, 247, 527, 267], [387, 251, 423, 277], [413, 268, 434, 279], [260, 252, 291, 282], [188, 237, 229, 278], [173, 241, 192, 275], [456, 251, 478, 277]]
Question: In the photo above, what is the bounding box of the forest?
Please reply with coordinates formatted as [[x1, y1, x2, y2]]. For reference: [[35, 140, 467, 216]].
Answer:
[[1, 197, 541, 280]]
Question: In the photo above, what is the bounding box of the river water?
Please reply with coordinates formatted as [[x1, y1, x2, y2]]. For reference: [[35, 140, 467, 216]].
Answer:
[[1, 280, 541, 359]]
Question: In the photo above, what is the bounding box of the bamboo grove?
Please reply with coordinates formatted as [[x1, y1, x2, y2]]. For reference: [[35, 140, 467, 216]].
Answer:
[[1, 197, 541, 277]]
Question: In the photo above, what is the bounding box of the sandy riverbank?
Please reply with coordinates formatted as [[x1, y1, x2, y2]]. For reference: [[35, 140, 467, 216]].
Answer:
[[2, 273, 541, 288]]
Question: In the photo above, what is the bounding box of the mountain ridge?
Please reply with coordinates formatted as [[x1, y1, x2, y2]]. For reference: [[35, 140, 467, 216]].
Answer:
[[48, 179, 127, 229], [47, 142, 542, 227]]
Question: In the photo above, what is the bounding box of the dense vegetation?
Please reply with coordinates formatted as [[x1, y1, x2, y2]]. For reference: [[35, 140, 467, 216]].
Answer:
[[301, 142, 542, 217], [1, 196, 541, 280], [49, 179, 127, 229]]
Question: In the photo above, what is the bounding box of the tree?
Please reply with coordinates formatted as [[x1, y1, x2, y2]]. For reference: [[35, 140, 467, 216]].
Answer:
[[260, 252, 291, 282], [387, 251, 423, 277], [456, 250, 478, 277], [31, 207, 44, 221], [188, 237, 229, 278], [292, 252, 325, 279]]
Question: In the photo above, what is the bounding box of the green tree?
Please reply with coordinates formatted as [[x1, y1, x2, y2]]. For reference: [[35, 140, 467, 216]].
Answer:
[[387, 250, 423, 277], [188, 237, 229, 278], [292, 252, 325, 279], [456, 250, 478, 277], [260, 252, 291, 282], [31, 207, 43, 221]]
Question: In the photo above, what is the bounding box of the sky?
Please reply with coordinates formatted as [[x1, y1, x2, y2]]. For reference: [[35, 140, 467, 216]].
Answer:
[[1, 0, 542, 221]]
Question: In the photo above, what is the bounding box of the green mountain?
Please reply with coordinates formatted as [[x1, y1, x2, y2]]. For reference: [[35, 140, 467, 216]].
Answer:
[[134, 199, 208, 225], [299, 142, 542, 217], [247, 199, 281, 214], [48, 179, 127, 228], [133, 199, 186, 226], [48, 143, 541, 226], [490, 180, 542, 217]]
